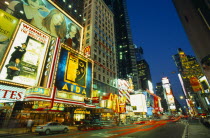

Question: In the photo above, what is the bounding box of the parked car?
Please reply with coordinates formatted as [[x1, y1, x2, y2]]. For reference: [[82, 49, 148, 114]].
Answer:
[[35, 122, 69, 135], [202, 117, 210, 128]]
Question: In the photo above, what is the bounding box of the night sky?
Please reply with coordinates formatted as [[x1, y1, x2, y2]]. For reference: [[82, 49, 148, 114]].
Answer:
[[127, 0, 195, 105]]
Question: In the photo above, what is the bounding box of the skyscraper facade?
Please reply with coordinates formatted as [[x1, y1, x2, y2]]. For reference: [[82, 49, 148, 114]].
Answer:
[[82, 0, 118, 94], [135, 46, 152, 91], [172, 48, 209, 114], [103, 0, 140, 90], [156, 82, 169, 113]]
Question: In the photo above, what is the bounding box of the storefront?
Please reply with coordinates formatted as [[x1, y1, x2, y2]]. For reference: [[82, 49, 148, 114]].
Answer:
[[0, 84, 26, 127], [13, 100, 92, 126]]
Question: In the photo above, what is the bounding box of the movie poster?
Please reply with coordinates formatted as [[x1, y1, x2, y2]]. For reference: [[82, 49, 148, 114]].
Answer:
[[0, 21, 50, 86], [0, 9, 18, 64], [5, 0, 82, 52], [55, 44, 92, 97]]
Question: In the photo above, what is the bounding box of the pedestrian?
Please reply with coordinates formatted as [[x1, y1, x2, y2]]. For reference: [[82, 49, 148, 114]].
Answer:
[[26, 118, 34, 132]]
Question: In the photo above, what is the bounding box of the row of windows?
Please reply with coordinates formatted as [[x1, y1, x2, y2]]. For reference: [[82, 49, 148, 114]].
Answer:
[[93, 72, 116, 87], [94, 49, 114, 59], [95, 0, 112, 19], [94, 13, 113, 31], [94, 55, 115, 69], [94, 64, 116, 77], [94, 31, 114, 50], [94, 22, 114, 44], [93, 48, 115, 64]]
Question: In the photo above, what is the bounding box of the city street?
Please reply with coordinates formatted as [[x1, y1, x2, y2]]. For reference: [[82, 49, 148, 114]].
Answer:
[[0, 119, 197, 138]]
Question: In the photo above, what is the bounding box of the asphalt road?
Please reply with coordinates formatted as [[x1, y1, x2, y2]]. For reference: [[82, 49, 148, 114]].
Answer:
[[2, 120, 186, 138], [123, 121, 185, 138]]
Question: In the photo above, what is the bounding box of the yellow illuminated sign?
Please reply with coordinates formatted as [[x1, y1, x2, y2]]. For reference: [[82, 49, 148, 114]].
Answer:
[[32, 101, 51, 109], [26, 87, 51, 97], [0, 9, 18, 41], [57, 91, 84, 102], [74, 108, 90, 114], [101, 93, 120, 113]]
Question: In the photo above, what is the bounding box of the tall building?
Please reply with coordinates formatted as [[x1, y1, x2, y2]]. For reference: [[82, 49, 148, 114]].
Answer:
[[135, 46, 152, 91], [103, 0, 140, 90], [156, 82, 169, 113], [173, 48, 203, 93], [82, 0, 118, 94], [172, 48, 209, 115], [172, 0, 210, 82], [161, 77, 177, 115], [135, 46, 144, 61]]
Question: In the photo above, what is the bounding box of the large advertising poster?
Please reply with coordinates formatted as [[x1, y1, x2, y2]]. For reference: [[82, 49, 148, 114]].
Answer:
[[5, 0, 82, 52], [130, 94, 147, 112], [0, 21, 50, 86], [0, 9, 18, 64], [189, 77, 202, 92], [55, 44, 93, 97]]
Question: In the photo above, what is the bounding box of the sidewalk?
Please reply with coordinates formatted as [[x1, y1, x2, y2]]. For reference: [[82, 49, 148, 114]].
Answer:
[[187, 119, 210, 138], [0, 126, 78, 137], [0, 127, 35, 137]]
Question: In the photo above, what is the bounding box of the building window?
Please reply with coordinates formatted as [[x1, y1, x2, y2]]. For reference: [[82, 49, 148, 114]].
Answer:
[[94, 54, 97, 60], [98, 74, 101, 80], [86, 33, 90, 37], [107, 79, 109, 84], [103, 76, 105, 82], [86, 39, 90, 44], [94, 72, 96, 78]]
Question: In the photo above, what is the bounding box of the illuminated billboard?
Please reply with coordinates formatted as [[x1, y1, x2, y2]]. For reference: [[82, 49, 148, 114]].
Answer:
[[54, 44, 93, 97], [0, 21, 50, 86], [130, 94, 147, 112], [167, 95, 175, 104], [162, 77, 169, 84], [25, 87, 52, 97], [0, 9, 18, 64], [5, 0, 82, 52], [189, 77, 202, 92], [199, 76, 210, 92], [118, 79, 131, 104]]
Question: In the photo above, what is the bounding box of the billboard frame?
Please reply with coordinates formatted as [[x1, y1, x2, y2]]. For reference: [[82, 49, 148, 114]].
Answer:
[[0, 20, 51, 87]]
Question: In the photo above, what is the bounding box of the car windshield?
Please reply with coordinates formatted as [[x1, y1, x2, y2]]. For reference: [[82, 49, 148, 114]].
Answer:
[[46, 122, 54, 126], [46, 122, 61, 126]]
